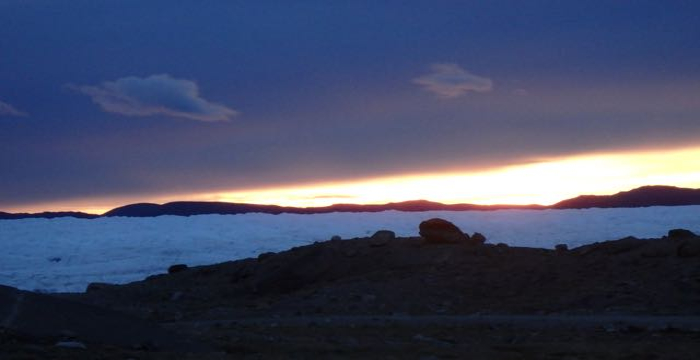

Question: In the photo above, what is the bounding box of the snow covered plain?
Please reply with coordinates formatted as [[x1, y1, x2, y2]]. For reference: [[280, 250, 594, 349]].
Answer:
[[1, 206, 699, 293]]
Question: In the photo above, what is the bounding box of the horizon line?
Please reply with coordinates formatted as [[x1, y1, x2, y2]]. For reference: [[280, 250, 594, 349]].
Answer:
[[2, 184, 696, 216]]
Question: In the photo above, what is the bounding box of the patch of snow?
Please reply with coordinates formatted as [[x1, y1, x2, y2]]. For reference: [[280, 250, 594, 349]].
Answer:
[[1, 206, 699, 293]]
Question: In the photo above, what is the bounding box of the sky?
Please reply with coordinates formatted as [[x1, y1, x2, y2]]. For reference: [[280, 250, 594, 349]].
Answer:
[[1, 1, 700, 213]]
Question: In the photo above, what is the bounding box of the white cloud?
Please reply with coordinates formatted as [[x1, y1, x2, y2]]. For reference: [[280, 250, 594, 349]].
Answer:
[[0, 101, 27, 117], [70, 74, 238, 122], [413, 63, 493, 98], [513, 88, 529, 96]]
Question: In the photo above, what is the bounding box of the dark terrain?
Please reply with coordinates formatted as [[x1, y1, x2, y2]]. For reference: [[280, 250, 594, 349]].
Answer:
[[2, 185, 700, 219], [2, 221, 700, 359], [551, 185, 700, 209], [0, 211, 99, 220]]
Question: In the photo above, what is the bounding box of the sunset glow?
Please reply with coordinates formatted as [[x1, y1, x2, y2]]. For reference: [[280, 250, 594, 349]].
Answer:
[[10, 146, 700, 214], [208, 146, 700, 207], [4, 1, 700, 218]]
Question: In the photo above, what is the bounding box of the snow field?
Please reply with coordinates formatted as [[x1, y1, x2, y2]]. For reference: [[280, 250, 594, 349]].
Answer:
[[1, 206, 699, 292]]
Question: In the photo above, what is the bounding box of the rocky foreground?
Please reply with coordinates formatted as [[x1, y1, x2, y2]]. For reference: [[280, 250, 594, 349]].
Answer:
[[2, 219, 700, 359]]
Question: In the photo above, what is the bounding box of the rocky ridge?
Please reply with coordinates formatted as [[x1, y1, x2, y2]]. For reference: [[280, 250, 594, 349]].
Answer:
[[2, 219, 700, 359]]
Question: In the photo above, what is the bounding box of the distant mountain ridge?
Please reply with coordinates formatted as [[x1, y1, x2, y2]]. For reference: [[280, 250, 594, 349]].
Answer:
[[551, 185, 700, 209], [102, 200, 544, 218], [2, 185, 699, 220], [0, 211, 99, 220]]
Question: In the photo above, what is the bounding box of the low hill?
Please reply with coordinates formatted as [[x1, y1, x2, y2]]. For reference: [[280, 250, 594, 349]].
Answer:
[[3, 185, 700, 219], [0, 211, 99, 220], [103, 200, 543, 217], [552, 185, 700, 209]]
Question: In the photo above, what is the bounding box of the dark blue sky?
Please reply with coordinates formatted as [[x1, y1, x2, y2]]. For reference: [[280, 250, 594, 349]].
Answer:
[[1, 1, 700, 210]]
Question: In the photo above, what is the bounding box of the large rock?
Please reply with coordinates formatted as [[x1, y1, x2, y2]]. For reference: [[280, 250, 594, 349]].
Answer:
[[668, 229, 697, 240], [167, 264, 189, 274], [555, 244, 569, 254], [419, 218, 470, 244], [471, 232, 487, 244], [665, 229, 700, 257], [370, 230, 395, 247]]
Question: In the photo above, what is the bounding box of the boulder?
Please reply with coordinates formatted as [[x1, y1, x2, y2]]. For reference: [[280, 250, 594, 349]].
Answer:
[[668, 229, 697, 240], [370, 230, 395, 247], [555, 244, 568, 253], [419, 218, 470, 244], [167, 264, 189, 274], [471, 232, 487, 244]]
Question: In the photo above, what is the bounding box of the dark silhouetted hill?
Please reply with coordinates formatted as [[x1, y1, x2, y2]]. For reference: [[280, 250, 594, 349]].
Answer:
[[4, 185, 700, 219], [552, 185, 700, 209], [103, 200, 544, 217], [0, 211, 99, 220]]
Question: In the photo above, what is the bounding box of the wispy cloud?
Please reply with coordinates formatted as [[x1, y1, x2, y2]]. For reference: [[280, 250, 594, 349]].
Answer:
[[413, 63, 493, 98], [69, 74, 238, 122], [0, 100, 28, 117]]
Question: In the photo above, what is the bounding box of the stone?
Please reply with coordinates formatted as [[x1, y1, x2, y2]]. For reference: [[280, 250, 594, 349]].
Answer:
[[555, 244, 568, 253], [471, 232, 487, 244], [494, 243, 509, 254], [668, 229, 697, 240], [419, 218, 470, 244], [331, 235, 342, 241], [370, 230, 395, 247], [168, 264, 189, 274]]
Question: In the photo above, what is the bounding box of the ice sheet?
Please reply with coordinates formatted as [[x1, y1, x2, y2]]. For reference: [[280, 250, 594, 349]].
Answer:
[[1, 206, 699, 292]]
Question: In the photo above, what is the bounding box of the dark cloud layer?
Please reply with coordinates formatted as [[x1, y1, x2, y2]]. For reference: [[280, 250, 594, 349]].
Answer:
[[1, 1, 699, 209]]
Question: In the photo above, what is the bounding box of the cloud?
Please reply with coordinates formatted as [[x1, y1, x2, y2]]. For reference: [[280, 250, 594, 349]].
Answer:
[[0, 100, 27, 117], [513, 88, 529, 96], [413, 63, 493, 98], [310, 194, 355, 199], [70, 74, 238, 121]]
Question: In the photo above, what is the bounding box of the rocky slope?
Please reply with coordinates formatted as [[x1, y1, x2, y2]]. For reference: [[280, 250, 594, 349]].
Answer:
[[2, 221, 700, 358]]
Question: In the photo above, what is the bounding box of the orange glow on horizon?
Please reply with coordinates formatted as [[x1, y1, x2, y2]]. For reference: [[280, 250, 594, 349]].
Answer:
[[208, 146, 700, 207], [9, 145, 700, 214]]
